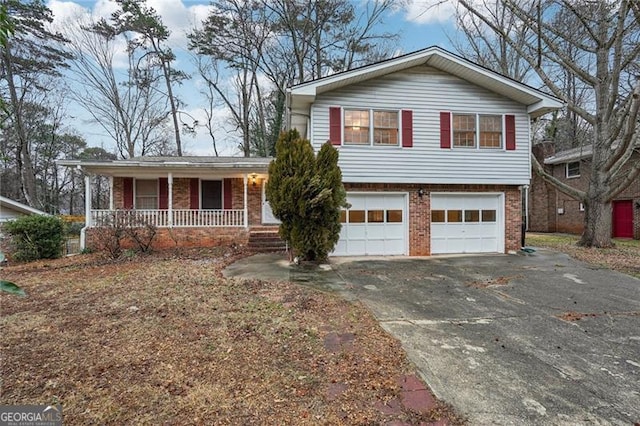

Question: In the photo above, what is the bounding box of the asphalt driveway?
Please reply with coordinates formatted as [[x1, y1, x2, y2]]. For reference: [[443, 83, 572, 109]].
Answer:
[[332, 251, 640, 425]]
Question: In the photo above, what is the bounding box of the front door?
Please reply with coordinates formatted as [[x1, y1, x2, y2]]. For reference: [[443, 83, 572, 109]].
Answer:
[[612, 200, 633, 238], [262, 180, 280, 224]]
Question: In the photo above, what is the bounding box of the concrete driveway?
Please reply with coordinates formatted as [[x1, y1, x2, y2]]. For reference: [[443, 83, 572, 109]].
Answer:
[[331, 251, 640, 425]]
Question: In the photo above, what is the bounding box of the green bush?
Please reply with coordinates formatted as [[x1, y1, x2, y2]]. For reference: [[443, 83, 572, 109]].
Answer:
[[266, 130, 347, 261], [3, 215, 64, 262]]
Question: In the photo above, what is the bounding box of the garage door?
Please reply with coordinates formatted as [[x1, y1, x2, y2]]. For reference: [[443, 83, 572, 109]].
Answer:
[[431, 193, 504, 254], [333, 193, 407, 256]]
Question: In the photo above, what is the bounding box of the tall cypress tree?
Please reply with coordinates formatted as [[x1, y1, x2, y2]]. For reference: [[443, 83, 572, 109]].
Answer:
[[266, 130, 346, 261]]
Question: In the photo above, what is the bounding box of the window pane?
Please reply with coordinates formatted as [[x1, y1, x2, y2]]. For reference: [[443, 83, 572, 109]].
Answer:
[[367, 210, 384, 223], [479, 115, 502, 148], [349, 210, 365, 223], [344, 110, 370, 145], [373, 128, 399, 145], [387, 210, 403, 223], [567, 161, 580, 177], [135, 179, 157, 209], [465, 210, 480, 222], [453, 114, 476, 147], [482, 210, 497, 222], [431, 210, 445, 223], [447, 210, 463, 222], [373, 111, 398, 128], [340, 210, 347, 223], [201, 180, 222, 210]]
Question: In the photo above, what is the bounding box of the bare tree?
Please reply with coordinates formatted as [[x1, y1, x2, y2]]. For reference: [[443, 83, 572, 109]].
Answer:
[[107, 0, 189, 156], [66, 17, 168, 159], [456, 0, 640, 247], [189, 0, 403, 157], [1, 0, 71, 208]]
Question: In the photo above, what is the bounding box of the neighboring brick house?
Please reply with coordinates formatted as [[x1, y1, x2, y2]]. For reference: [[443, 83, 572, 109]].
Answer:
[[528, 142, 640, 239], [60, 46, 563, 255]]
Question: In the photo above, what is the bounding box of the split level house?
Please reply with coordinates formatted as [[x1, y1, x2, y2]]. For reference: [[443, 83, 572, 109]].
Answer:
[[60, 46, 563, 256], [529, 142, 640, 239]]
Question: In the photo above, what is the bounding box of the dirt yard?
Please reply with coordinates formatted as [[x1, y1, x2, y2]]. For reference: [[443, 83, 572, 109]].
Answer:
[[526, 233, 640, 278], [0, 248, 462, 425]]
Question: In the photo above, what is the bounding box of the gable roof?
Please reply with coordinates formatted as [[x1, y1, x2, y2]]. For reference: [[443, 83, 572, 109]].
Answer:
[[544, 141, 640, 165], [544, 145, 594, 165], [288, 46, 564, 118], [0, 195, 49, 217]]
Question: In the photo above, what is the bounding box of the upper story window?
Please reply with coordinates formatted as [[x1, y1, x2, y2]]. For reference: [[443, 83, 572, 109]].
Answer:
[[452, 113, 503, 149], [566, 161, 580, 178], [135, 179, 158, 209], [344, 109, 399, 146]]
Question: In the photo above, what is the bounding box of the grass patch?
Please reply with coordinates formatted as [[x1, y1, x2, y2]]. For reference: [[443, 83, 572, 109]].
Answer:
[[526, 233, 640, 278], [0, 248, 462, 425]]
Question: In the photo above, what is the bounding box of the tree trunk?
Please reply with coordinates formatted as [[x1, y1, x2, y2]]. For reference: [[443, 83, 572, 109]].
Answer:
[[2, 40, 38, 207], [580, 198, 612, 247]]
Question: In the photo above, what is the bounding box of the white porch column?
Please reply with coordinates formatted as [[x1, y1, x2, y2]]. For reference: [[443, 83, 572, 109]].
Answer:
[[168, 172, 173, 227], [243, 174, 248, 228], [81, 173, 92, 250], [85, 174, 92, 227], [109, 176, 114, 210]]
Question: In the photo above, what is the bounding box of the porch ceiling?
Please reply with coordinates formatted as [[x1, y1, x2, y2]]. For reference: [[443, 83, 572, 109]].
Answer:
[[58, 157, 272, 178]]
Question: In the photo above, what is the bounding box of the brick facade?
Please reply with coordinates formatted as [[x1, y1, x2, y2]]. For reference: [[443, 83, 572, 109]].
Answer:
[[529, 146, 640, 239], [86, 227, 249, 251], [345, 183, 523, 255]]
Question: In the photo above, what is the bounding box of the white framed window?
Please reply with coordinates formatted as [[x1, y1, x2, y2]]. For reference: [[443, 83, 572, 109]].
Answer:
[[135, 179, 158, 209], [344, 109, 399, 146], [566, 161, 580, 178], [201, 180, 223, 210], [452, 113, 503, 149]]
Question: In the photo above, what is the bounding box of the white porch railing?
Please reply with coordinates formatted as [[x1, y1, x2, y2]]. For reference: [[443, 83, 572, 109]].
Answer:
[[91, 209, 245, 228]]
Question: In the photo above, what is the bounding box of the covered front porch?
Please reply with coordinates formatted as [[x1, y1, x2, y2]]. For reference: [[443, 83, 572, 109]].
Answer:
[[59, 157, 276, 249]]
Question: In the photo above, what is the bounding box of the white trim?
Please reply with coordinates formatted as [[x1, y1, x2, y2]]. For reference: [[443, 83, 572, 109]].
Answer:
[[243, 174, 248, 228], [167, 173, 173, 227], [342, 108, 401, 147], [566, 161, 581, 179], [450, 112, 505, 150], [109, 176, 114, 210], [0, 195, 48, 217]]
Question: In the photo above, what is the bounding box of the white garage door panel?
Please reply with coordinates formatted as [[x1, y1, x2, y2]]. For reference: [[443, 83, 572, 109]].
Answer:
[[431, 194, 504, 254], [333, 193, 407, 256]]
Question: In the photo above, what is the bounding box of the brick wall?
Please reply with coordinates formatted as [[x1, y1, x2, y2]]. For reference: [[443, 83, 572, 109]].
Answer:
[[534, 154, 640, 238], [345, 183, 522, 255], [86, 227, 249, 251]]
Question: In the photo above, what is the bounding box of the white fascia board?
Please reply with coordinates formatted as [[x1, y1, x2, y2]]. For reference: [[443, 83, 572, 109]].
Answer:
[[527, 98, 565, 118]]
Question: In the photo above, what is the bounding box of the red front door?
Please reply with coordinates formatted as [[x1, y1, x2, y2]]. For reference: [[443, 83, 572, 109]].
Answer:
[[612, 200, 633, 238]]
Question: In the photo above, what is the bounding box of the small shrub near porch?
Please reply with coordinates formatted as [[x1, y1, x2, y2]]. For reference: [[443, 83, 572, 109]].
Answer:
[[3, 215, 65, 262]]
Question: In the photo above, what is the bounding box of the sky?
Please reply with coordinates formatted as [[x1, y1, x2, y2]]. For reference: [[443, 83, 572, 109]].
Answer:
[[45, 0, 461, 157]]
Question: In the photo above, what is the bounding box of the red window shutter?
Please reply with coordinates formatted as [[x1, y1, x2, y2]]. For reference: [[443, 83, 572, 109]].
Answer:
[[123, 177, 134, 209], [505, 114, 516, 150], [223, 178, 232, 209], [329, 107, 342, 145], [401, 110, 413, 147], [190, 178, 199, 209], [440, 112, 451, 149], [158, 178, 168, 210]]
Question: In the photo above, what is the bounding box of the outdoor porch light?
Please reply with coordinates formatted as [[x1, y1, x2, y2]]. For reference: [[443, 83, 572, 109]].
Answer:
[[251, 173, 257, 187], [418, 188, 425, 198]]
